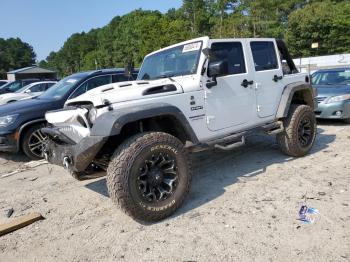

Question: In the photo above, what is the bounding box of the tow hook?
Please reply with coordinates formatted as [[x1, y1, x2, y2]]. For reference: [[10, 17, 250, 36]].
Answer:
[[63, 156, 72, 169]]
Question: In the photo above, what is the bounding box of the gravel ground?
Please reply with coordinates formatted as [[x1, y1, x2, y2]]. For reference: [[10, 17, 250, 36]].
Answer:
[[0, 120, 349, 262]]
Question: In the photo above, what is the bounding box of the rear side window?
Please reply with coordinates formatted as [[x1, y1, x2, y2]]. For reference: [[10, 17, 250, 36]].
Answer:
[[70, 75, 112, 99], [250, 41, 278, 71], [210, 42, 246, 75]]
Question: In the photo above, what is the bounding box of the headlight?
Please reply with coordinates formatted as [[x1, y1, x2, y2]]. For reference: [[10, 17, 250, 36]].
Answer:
[[88, 107, 98, 123], [325, 94, 350, 104], [0, 114, 18, 127]]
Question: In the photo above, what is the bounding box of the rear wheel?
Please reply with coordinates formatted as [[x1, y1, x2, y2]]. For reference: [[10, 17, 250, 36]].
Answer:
[[277, 105, 316, 157], [106, 132, 192, 222], [22, 124, 48, 160]]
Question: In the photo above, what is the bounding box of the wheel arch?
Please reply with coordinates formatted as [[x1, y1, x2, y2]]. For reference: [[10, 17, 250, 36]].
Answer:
[[276, 82, 316, 119], [91, 103, 199, 145], [17, 119, 47, 150]]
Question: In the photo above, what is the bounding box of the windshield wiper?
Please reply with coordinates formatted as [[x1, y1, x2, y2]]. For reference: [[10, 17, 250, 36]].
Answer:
[[155, 74, 175, 80]]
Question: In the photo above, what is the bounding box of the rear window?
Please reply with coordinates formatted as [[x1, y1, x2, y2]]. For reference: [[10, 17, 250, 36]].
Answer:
[[250, 41, 278, 71]]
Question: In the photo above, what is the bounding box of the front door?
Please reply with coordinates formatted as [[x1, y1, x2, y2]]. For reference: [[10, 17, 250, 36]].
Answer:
[[205, 40, 255, 131], [247, 40, 284, 118]]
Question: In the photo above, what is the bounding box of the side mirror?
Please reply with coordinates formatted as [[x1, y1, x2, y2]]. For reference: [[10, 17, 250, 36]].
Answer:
[[207, 60, 228, 78], [206, 60, 228, 88], [25, 89, 31, 93]]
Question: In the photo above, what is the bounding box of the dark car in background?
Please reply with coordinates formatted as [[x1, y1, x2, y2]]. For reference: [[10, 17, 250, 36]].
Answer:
[[0, 68, 138, 159], [0, 79, 41, 94], [313, 68, 350, 123], [0, 80, 9, 87]]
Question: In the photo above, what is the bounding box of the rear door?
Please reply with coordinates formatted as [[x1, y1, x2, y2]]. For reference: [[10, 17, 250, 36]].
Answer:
[[247, 40, 284, 119]]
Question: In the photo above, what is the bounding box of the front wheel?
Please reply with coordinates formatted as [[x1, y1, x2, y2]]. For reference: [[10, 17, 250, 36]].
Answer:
[[22, 124, 48, 160], [106, 132, 192, 222], [277, 105, 317, 157]]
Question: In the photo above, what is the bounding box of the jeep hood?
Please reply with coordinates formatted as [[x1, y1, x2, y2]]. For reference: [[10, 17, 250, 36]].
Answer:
[[66, 78, 185, 107]]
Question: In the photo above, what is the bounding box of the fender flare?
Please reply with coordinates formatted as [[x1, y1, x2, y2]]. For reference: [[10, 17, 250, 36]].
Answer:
[[276, 82, 315, 118], [90, 103, 199, 143]]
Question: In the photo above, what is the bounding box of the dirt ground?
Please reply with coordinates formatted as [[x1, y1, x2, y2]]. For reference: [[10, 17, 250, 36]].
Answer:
[[0, 120, 349, 262]]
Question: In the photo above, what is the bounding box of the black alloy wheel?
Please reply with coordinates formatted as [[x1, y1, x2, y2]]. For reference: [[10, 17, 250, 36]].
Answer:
[[297, 117, 312, 147], [137, 152, 178, 202]]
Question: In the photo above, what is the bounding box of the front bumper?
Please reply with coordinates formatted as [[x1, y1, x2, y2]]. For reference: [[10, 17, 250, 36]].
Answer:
[[0, 130, 19, 153], [42, 127, 107, 173], [315, 100, 350, 119]]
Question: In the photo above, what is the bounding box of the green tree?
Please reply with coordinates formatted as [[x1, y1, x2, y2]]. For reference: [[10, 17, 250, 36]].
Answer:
[[285, 0, 350, 57], [0, 37, 36, 78], [39, 0, 350, 77]]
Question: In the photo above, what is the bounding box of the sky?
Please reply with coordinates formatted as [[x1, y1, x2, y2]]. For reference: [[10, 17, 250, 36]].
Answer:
[[0, 0, 183, 61]]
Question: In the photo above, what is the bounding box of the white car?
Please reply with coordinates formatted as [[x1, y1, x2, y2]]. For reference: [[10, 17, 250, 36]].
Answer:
[[0, 81, 57, 105]]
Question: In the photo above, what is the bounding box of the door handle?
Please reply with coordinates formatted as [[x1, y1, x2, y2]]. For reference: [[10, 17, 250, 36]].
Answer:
[[273, 75, 283, 82], [241, 79, 254, 88]]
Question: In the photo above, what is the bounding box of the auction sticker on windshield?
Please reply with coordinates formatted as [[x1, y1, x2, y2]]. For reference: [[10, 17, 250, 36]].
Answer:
[[183, 42, 201, 53]]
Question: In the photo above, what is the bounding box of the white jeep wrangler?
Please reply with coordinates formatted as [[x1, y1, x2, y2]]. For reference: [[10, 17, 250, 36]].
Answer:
[[42, 37, 317, 222]]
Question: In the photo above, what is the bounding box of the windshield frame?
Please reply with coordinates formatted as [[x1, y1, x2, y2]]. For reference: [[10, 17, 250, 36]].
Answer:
[[137, 41, 203, 80]]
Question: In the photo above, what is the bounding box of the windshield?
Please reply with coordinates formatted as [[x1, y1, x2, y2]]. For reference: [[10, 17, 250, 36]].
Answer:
[[0, 81, 22, 92], [312, 70, 350, 85], [16, 84, 32, 93], [137, 41, 202, 80], [39, 75, 83, 100]]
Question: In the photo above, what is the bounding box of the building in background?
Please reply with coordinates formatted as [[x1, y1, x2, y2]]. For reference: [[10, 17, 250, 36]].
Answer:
[[293, 54, 350, 74], [7, 66, 57, 81]]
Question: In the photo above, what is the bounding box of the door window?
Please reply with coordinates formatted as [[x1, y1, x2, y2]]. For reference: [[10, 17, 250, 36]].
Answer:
[[250, 41, 278, 71], [29, 83, 46, 92], [210, 42, 246, 75]]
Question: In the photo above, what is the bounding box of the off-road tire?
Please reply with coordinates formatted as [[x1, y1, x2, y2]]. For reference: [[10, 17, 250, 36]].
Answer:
[[22, 124, 47, 160], [277, 105, 316, 157], [106, 132, 192, 222]]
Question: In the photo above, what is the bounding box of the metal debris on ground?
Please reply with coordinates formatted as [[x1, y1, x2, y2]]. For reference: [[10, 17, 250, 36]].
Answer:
[[0, 160, 48, 179], [6, 208, 14, 218]]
